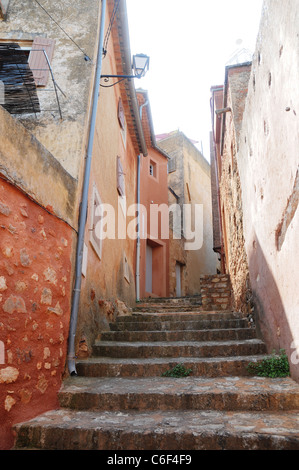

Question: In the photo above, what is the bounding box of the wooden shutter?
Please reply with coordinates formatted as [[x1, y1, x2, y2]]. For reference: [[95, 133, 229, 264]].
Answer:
[[117, 156, 125, 196], [90, 185, 102, 260], [29, 37, 55, 86], [118, 97, 125, 130], [168, 157, 176, 173]]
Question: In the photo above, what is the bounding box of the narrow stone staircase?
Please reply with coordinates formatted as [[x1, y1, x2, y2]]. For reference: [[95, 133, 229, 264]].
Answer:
[[13, 293, 299, 450]]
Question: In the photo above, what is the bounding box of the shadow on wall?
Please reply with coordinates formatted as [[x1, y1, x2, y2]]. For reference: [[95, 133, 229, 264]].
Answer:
[[249, 233, 299, 382]]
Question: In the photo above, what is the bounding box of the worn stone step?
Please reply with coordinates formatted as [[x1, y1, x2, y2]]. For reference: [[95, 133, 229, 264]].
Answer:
[[117, 311, 241, 322], [133, 305, 203, 313], [76, 354, 269, 378], [92, 339, 266, 358], [13, 408, 299, 450], [100, 327, 256, 342], [110, 318, 249, 332], [138, 295, 202, 304], [58, 376, 299, 412]]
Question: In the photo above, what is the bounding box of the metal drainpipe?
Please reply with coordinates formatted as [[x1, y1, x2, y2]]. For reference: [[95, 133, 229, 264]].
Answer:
[[136, 100, 149, 302], [67, 0, 107, 376]]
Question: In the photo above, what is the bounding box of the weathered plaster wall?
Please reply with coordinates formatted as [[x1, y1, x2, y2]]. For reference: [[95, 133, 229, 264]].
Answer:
[[159, 131, 217, 296], [182, 136, 218, 293], [0, 105, 77, 227], [0, 0, 100, 179], [0, 178, 73, 449], [74, 9, 140, 357], [238, 0, 299, 380]]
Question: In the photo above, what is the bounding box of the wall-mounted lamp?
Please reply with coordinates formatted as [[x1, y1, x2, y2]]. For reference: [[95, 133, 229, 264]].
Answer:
[[101, 53, 150, 86]]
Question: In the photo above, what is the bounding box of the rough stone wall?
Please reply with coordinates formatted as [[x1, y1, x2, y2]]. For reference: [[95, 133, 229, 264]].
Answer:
[[210, 131, 222, 254], [0, 178, 73, 449], [220, 65, 252, 315], [237, 0, 299, 380], [200, 274, 231, 311], [0, 72, 76, 450]]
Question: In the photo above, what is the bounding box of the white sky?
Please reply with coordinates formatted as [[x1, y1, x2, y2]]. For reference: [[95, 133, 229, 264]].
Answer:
[[126, 0, 264, 160]]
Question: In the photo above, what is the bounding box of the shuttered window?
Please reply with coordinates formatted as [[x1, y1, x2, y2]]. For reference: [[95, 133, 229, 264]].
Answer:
[[89, 184, 102, 260], [28, 37, 55, 86], [168, 157, 176, 173], [118, 97, 125, 130], [0, 43, 40, 114], [117, 156, 125, 197]]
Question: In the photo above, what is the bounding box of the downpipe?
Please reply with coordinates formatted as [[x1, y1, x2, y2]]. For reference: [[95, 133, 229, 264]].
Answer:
[[67, 0, 107, 376]]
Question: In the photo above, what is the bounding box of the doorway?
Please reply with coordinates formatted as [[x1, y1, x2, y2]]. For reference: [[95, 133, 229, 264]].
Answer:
[[176, 262, 182, 297], [146, 244, 153, 293]]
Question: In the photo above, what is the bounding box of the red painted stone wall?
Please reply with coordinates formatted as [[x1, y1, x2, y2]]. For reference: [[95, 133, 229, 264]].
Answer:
[[0, 178, 73, 449]]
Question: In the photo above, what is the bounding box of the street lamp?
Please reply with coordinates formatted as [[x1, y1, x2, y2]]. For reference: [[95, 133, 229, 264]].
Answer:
[[132, 53, 150, 78], [101, 53, 150, 85]]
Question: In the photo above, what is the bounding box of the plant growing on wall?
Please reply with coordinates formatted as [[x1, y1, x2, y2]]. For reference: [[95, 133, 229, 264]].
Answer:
[[247, 349, 290, 378]]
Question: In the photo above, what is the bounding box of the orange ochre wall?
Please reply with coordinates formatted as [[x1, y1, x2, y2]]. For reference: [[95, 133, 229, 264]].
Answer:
[[139, 149, 169, 298], [0, 178, 73, 449]]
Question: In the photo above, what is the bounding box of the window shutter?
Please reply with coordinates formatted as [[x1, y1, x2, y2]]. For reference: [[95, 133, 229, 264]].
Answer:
[[29, 37, 55, 86], [168, 157, 176, 173], [118, 97, 125, 130], [90, 185, 102, 260], [117, 156, 125, 197]]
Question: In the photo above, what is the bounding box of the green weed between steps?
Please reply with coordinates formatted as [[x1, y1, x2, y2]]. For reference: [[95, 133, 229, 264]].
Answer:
[[162, 364, 193, 378], [247, 349, 290, 378]]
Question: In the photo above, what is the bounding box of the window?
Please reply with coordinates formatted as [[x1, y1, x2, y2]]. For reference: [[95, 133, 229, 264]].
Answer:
[[0, 43, 40, 114], [0, 37, 55, 114], [118, 97, 125, 130], [89, 184, 102, 260], [168, 157, 176, 173], [123, 252, 130, 284], [117, 156, 125, 197], [149, 160, 157, 178], [118, 97, 127, 147]]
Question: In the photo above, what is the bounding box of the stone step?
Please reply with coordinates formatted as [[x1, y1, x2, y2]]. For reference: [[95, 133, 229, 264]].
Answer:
[[58, 376, 299, 412], [76, 354, 269, 378], [117, 311, 240, 322], [92, 339, 267, 358], [13, 408, 299, 450], [138, 295, 202, 304], [110, 318, 249, 332], [100, 327, 256, 343], [133, 306, 203, 313], [134, 301, 202, 308]]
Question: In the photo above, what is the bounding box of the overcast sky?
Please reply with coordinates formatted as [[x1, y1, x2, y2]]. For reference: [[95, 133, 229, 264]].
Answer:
[[126, 0, 264, 160]]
